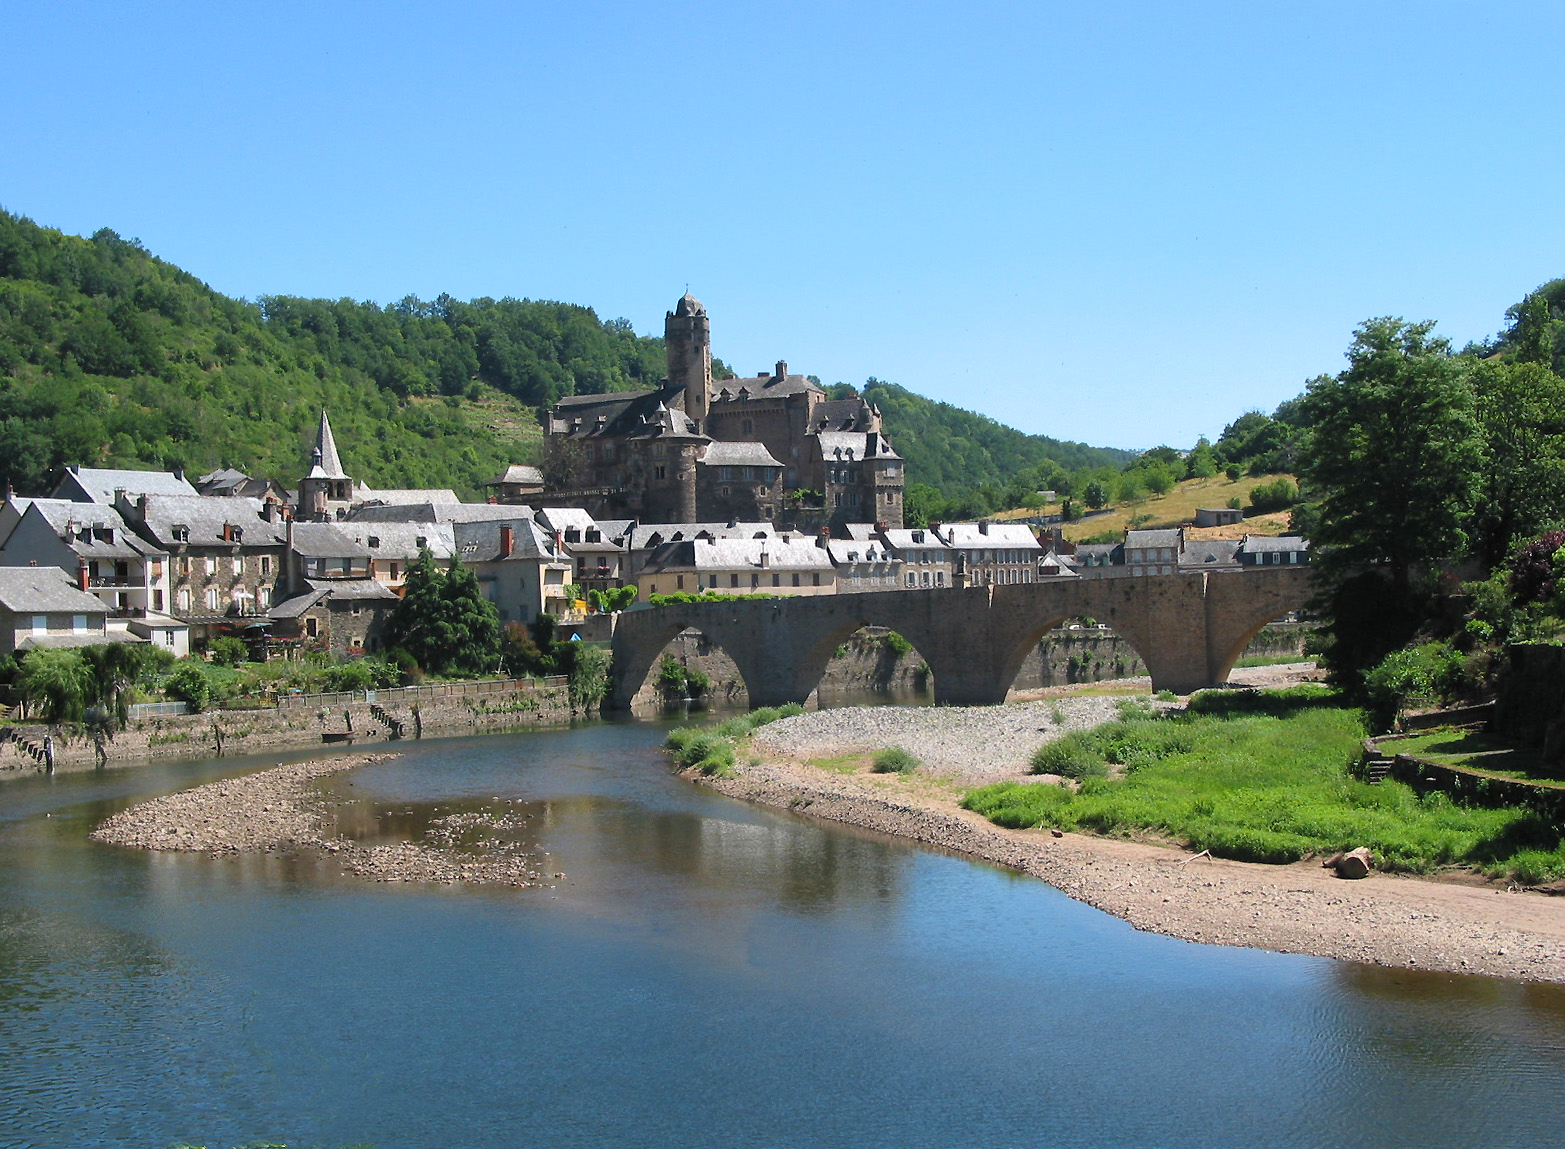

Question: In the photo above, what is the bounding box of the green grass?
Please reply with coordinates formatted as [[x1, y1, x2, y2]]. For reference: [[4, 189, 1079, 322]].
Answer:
[[1233, 653, 1316, 668], [1379, 730, 1564, 785], [666, 704, 806, 778], [963, 692, 1565, 881]]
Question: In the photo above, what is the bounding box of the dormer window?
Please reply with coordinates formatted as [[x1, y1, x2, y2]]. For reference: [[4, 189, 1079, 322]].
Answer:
[[415, 536, 427, 548], [368, 536, 380, 548], [172, 525, 189, 543]]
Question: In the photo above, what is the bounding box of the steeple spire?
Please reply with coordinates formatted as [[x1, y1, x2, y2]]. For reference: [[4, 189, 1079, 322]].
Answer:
[[311, 410, 348, 479]]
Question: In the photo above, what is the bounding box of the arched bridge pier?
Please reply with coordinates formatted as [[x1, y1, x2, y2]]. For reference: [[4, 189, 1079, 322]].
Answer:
[[610, 568, 1313, 709]]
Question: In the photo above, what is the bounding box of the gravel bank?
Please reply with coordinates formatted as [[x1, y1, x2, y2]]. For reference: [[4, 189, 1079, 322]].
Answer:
[[721, 675, 1565, 983], [90, 754, 552, 887]]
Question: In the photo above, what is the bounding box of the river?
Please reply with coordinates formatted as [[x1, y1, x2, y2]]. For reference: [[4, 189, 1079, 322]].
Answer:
[[3, 717, 1565, 1147]]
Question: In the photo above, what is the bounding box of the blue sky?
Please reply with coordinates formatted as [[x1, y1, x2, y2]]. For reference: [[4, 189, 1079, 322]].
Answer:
[[5, 1, 1563, 450]]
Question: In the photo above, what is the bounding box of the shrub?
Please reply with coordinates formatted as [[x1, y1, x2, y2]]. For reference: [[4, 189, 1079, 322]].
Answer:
[[1031, 736, 1107, 779], [208, 636, 249, 667], [1248, 477, 1300, 513], [163, 661, 216, 712], [872, 747, 919, 774], [884, 631, 913, 658]]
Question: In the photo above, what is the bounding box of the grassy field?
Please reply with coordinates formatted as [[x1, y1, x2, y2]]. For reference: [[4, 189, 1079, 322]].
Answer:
[[996, 473, 1299, 543], [961, 689, 1565, 882]]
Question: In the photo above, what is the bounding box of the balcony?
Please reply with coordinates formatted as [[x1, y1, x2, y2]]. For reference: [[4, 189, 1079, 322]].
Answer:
[[89, 577, 140, 589]]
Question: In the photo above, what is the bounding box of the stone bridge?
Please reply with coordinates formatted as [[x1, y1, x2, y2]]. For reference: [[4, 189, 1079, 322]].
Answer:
[[610, 567, 1314, 709]]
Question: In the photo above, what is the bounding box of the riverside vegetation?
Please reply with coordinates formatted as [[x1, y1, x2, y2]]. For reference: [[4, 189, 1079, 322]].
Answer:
[[962, 686, 1565, 884], [665, 705, 806, 778]]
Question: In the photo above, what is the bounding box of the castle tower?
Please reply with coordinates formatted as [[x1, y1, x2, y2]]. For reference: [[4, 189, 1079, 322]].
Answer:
[[297, 410, 355, 521], [665, 292, 712, 428]]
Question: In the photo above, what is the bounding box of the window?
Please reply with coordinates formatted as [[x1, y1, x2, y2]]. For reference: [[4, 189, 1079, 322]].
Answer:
[[655, 466, 666, 480], [772, 573, 780, 587], [677, 575, 685, 590], [206, 588, 219, 610], [31, 614, 46, 635], [69, 613, 87, 633], [905, 572, 916, 587], [729, 574, 739, 588], [163, 630, 175, 647], [232, 555, 243, 575], [921, 571, 930, 587], [153, 590, 164, 612], [178, 588, 191, 613], [306, 617, 318, 638], [205, 556, 216, 576], [812, 573, 821, 587], [390, 563, 400, 580], [260, 556, 271, 576], [741, 419, 753, 435], [936, 572, 946, 587], [751, 573, 760, 588], [792, 573, 800, 587]]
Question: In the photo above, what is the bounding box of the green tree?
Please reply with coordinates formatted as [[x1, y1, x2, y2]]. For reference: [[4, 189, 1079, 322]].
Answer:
[[382, 548, 500, 676], [15, 649, 94, 723], [1299, 318, 1481, 590], [1470, 359, 1565, 567]]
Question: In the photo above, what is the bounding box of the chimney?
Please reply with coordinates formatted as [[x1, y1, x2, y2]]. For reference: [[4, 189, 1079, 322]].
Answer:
[[554, 530, 564, 555], [114, 487, 127, 506], [978, 520, 990, 535], [816, 528, 828, 549], [77, 559, 89, 592], [137, 494, 150, 520], [759, 548, 770, 569], [500, 525, 515, 558], [775, 360, 788, 379], [222, 522, 233, 542], [174, 469, 185, 483], [866, 431, 878, 455]]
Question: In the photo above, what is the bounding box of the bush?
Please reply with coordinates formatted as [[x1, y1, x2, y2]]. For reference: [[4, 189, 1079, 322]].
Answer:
[[208, 636, 249, 667], [163, 661, 217, 712], [884, 631, 913, 659], [1248, 477, 1300, 513], [1031, 736, 1107, 779], [872, 747, 919, 774]]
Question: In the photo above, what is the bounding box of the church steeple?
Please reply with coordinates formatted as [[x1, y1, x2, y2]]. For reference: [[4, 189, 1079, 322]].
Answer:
[[297, 410, 354, 520]]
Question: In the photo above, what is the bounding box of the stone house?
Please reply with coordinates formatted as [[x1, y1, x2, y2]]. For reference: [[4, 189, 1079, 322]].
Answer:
[[483, 464, 545, 505], [0, 567, 124, 655], [268, 578, 400, 658], [535, 508, 627, 596], [454, 517, 574, 626], [115, 493, 287, 647], [826, 537, 901, 592], [336, 522, 457, 595], [0, 498, 189, 656], [617, 521, 778, 585], [1123, 528, 1184, 576], [1238, 535, 1310, 566], [636, 535, 835, 598], [935, 521, 1043, 586], [879, 526, 954, 589]]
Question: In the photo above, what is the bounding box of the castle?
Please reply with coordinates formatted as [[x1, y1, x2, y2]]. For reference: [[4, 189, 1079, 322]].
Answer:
[[539, 294, 905, 529]]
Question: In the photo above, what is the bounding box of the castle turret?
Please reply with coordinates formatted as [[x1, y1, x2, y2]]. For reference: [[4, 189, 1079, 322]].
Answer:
[[666, 292, 712, 429]]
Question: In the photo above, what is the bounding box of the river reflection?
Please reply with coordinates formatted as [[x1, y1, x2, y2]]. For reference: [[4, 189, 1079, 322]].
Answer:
[[3, 718, 1565, 1148]]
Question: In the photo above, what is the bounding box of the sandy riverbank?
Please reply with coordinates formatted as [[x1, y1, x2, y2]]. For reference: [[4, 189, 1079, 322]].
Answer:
[[712, 667, 1565, 983], [89, 753, 554, 887]]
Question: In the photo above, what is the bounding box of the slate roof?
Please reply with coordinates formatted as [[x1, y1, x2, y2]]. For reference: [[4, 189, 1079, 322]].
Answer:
[[712, 373, 823, 402], [341, 522, 456, 561], [937, 522, 1041, 550], [0, 567, 112, 614], [485, 464, 544, 487], [810, 398, 879, 432], [1073, 543, 1123, 565], [305, 412, 349, 480], [881, 528, 951, 553], [14, 500, 166, 560], [644, 535, 832, 574], [622, 522, 778, 550], [1241, 535, 1310, 553], [548, 387, 708, 442], [535, 507, 599, 533], [288, 523, 372, 559], [826, 539, 894, 564], [18, 631, 142, 651], [53, 466, 199, 505], [348, 502, 536, 525], [699, 441, 783, 468], [1125, 528, 1184, 551], [454, 518, 565, 564], [1180, 540, 1242, 567], [357, 486, 460, 506], [816, 431, 901, 462], [269, 578, 398, 620], [130, 496, 285, 548]]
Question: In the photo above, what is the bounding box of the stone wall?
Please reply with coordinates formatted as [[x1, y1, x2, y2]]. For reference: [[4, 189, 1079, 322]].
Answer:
[[0, 681, 579, 778]]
